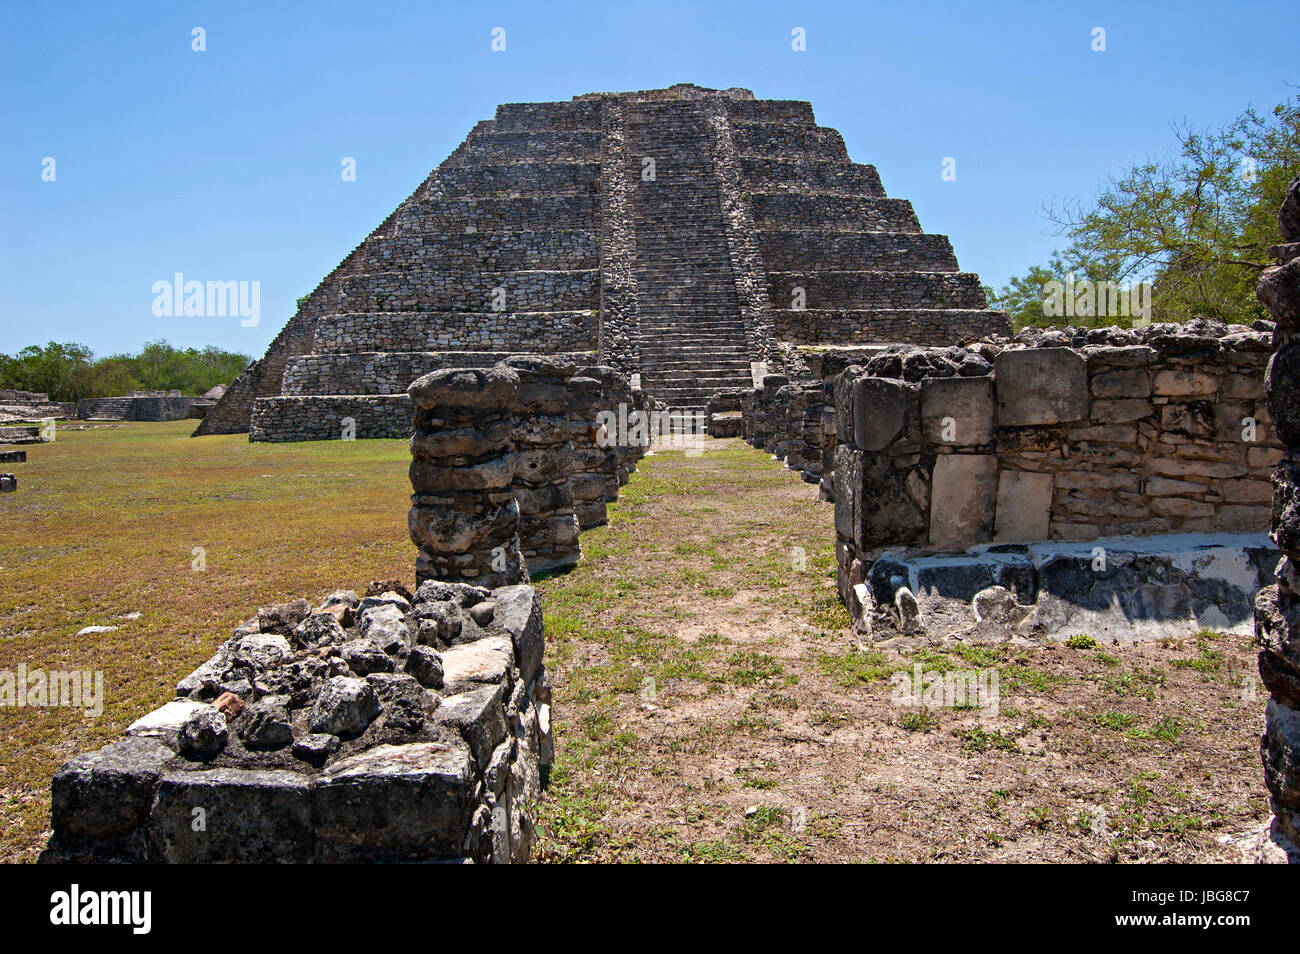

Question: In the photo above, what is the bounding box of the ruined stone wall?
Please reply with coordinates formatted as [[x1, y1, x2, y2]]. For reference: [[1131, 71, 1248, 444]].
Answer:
[[823, 323, 1278, 615], [1253, 178, 1300, 859], [250, 396, 413, 442], [77, 395, 211, 422]]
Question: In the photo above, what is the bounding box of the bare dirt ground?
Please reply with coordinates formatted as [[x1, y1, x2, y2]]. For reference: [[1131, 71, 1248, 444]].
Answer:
[[533, 440, 1271, 862], [0, 423, 1270, 862]]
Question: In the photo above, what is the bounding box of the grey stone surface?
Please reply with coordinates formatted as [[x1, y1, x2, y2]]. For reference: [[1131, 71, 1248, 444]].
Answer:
[[928, 455, 997, 548], [921, 375, 994, 445], [995, 347, 1088, 426], [852, 377, 909, 451], [993, 470, 1053, 543]]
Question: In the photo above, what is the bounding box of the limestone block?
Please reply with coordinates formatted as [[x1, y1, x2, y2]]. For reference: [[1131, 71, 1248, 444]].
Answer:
[[149, 768, 313, 863], [928, 454, 998, 548], [852, 376, 910, 451], [994, 348, 1088, 426], [1152, 369, 1218, 397], [1090, 368, 1149, 398], [1089, 399, 1152, 424], [993, 470, 1053, 543], [49, 737, 173, 843], [921, 376, 994, 445], [312, 742, 476, 862]]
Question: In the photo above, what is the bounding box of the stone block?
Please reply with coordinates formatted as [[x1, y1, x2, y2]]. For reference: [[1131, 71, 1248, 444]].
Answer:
[[149, 767, 314, 863], [1090, 368, 1149, 398], [852, 377, 910, 451], [1153, 369, 1218, 397], [312, 742, 476, 862], [993, 470, 1053, 543], [928, 454, 997, 548], [995, 348, 1088, 426], [921, 376, 994, 445], [49, 737, 173, 843]]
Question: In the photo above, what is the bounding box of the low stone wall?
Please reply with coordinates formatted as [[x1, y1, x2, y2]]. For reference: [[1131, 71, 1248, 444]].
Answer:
[[706, 389, 744, 438], [42, 581, 552, 863], [825, 321, 1279, 632], [740, 375, 833, 486], [250, 395, 414, 442], [77, 396, 212, 422]]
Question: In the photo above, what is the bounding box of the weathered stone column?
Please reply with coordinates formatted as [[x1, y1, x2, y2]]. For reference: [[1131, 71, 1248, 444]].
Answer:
[[506, 355, 581, 573], [1255, 177, 1300, 859], [566, 374, 610, 529], [407, 365, 528, 588], [578, 365, 628, 503], [763, 377, 791, 457]]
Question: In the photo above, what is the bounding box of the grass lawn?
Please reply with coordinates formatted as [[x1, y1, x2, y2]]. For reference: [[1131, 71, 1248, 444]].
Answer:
[[0, 420, 1273, 862]]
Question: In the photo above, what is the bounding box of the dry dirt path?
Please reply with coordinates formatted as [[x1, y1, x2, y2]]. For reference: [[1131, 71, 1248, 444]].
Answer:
[[533, 438, 1270, 862]]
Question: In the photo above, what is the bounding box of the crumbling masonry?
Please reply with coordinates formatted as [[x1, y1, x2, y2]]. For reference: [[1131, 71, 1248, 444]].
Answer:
[[1253, 176, 1300, 859]]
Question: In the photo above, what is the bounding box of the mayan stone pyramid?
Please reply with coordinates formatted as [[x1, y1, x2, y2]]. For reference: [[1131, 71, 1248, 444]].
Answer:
[[196, 83, 1010, 442]]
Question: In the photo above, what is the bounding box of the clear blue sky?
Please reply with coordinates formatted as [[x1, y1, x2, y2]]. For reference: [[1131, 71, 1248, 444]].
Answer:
[[1, 0, 1293, 359]]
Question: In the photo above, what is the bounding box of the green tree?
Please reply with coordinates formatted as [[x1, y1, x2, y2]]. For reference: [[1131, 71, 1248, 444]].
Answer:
[[992, 93, 1300, 330], [0, 340, 250, 402]]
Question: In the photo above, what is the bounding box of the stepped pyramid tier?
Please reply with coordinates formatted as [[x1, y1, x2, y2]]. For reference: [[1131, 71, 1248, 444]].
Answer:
[[196, 83, 1010, 442]]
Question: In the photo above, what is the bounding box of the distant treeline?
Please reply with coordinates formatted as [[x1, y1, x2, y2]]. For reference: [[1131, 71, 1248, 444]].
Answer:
[[0, 340, 250, 402]]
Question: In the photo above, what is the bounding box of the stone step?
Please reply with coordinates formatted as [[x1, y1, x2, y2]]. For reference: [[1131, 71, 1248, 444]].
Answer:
[[749, 193, 920, 233], [757, 229, 959, 272], [765, 270, 988, 310], [338, 268, 599, 313], [361, 228, 599, 272], [397, 193, 597, 236], [765, 308, 1010, 347], [427, 161, 600, 199], [739, 157, 884, 196], [312, 311, 597, 355], [282, 350, 598, 396]]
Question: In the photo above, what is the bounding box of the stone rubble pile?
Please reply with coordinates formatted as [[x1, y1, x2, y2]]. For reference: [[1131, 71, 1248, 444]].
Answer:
[[42, 579, 553, 863]]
